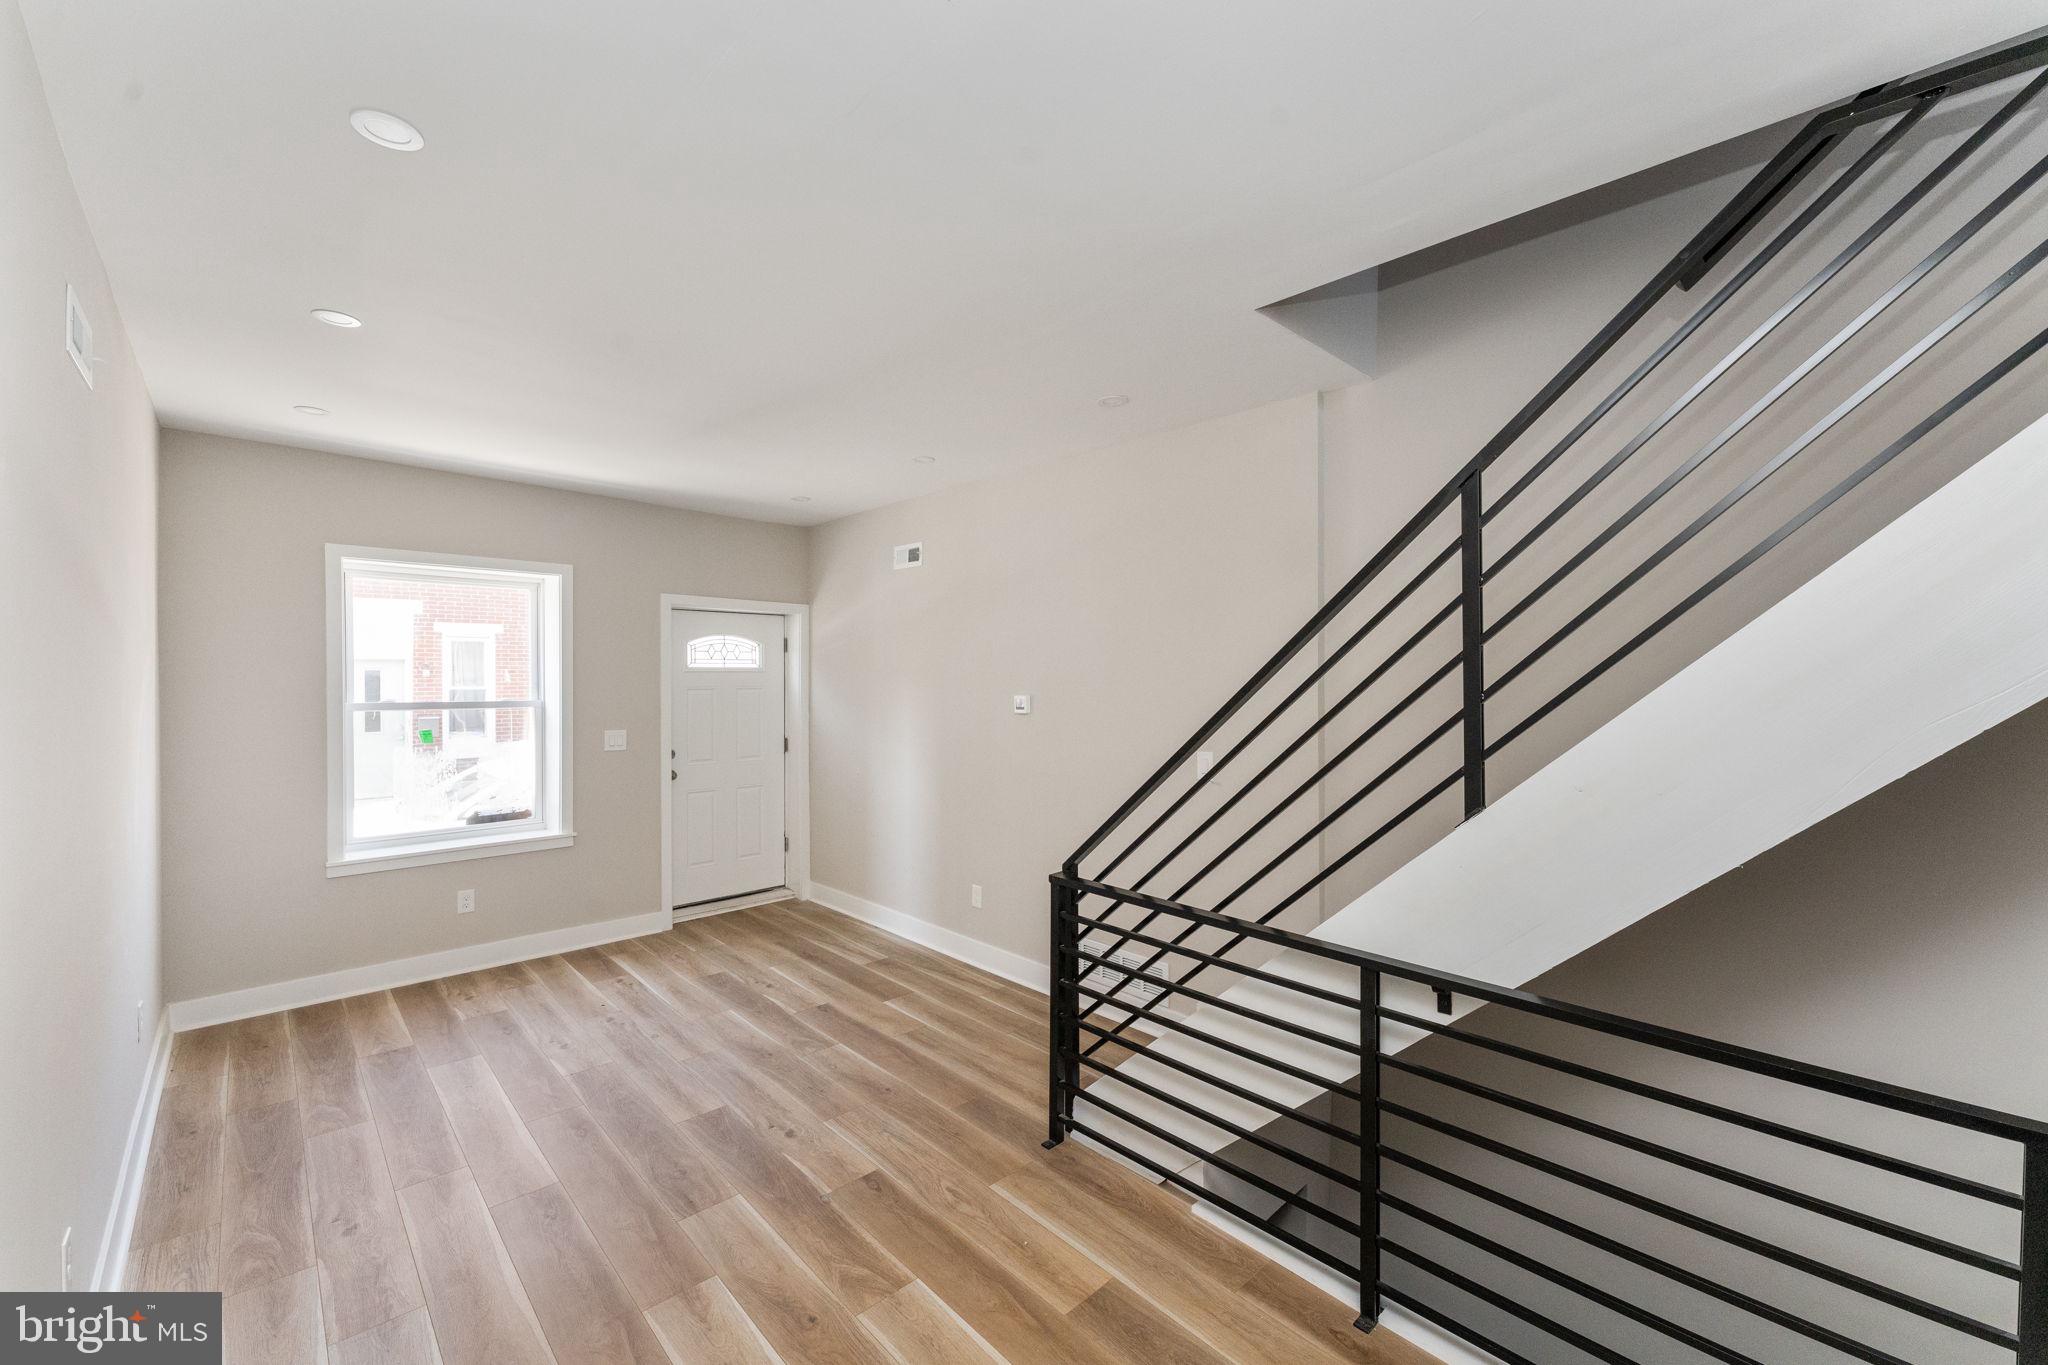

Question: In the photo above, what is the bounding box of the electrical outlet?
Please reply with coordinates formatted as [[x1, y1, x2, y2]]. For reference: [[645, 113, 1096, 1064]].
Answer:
[[1012, 694, 1032, 714], [970, 884, 983, 909], [60, 1227, 72, 1291], [456, 889, 476, 915]]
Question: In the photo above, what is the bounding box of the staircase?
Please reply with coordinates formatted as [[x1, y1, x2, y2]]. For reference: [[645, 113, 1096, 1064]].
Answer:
[[1044, 33, 2048, 1365]]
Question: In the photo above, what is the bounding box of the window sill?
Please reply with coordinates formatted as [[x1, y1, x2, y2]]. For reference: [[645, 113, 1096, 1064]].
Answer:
[[326, 830, 575, 878]]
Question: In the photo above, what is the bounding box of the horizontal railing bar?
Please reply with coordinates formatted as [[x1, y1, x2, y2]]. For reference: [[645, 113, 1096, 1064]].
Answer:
[[1070, 1049, 1363, 1192], [1092, 541, 1459, 887], [1383, 1052, 2019, 1276], [1076, 714, 1459, 1022], [1382, 1145, 1914, 1365], [1072, 1018, 1364, 1145], [1382, 1100, 2020, 1346], [1079, 1088, 1363, 1236], [1488, 129, 2048, 659], [1077, 633, 1461, 988], [1377, 1283, 1545, 1365], [1484, 88, 1940, 526], [1077, 764, 1464, 1058], [1065, 481, 1465, 871], [1382, 1238, 1640, 1365], [1488, 315, 2048, 774], [1379, 1005, 2021, 1207], [1492, 214, 2048, 701], [1384, 1192, 1767, 1365], [1070, 951, 1355, 1053], [1058, 877, 2048, 1141], [1070, 982, 1362, 1102], [1391, 1195, 1767, 1365], [1064, 1118, 1362, 1280], [1066, 911, 1358, 1007]]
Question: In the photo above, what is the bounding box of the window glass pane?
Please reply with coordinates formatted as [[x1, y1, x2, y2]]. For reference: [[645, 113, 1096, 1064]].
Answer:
[[686, 634, 762, 669], [346, 571, 536, 704], [350, 707, 538, 842]]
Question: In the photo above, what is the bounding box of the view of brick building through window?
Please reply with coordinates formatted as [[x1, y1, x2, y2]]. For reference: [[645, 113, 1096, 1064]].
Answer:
[[345, 571, 540, 839]]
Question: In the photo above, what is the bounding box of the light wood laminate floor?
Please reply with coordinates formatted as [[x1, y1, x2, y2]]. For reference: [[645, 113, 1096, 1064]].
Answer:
[[129, 901, 1435, 1365]]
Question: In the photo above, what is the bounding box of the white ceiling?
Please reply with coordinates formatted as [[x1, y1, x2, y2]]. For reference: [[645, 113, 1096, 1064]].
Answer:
[[20, 1, 2043, 524]]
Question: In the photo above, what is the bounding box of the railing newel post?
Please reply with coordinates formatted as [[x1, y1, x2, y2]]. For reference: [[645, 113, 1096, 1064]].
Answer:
[[1459, 473, 1488, 818], [1046, 875, 1081, 1150], [2020, 1137, 2048, 1365], [1357, 964, 1382, 1330]]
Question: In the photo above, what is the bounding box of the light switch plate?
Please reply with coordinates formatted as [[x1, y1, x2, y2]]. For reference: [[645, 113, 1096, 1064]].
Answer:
[[604, 729, 627, 751], [1012, 694, 1032, 714]]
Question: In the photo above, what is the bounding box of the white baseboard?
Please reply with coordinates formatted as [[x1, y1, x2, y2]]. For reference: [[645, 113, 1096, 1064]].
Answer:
[[92, 1011, 172, 1292], [167, 909, 672, 1031], [807, 883, 1048, 994]]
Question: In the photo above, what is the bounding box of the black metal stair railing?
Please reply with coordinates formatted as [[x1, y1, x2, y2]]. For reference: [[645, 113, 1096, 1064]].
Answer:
[[1043, 29, 2048, 1365], [1046, 878, 2048, 1365]]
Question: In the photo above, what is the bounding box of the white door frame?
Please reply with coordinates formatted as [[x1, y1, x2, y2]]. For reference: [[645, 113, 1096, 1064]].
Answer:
[[659, 594, 811, 921]]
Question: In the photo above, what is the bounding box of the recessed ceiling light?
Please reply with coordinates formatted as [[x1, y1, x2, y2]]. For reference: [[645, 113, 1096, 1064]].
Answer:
[[1098, 394, 1130, 408], [912, 456, 937, 465], [350, 108, 425, 152], [791, 495, 813, 503], [293, 405, 330, 416], [311, 309, 362, 328]]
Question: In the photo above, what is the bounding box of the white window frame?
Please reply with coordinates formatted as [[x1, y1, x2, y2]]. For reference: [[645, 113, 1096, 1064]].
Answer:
[[326, 545, 574, 876]]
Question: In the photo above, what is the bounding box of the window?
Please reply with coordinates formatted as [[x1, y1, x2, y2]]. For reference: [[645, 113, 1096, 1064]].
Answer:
[[685, 634, 762, 669], [327, 547, 572, 875]]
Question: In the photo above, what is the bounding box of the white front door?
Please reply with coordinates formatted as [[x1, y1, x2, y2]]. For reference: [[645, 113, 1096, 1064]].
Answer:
[[672, 609, 787, 907]]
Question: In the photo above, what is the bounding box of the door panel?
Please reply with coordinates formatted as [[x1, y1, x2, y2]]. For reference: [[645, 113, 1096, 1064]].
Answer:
[[672, 610, 787, 906]]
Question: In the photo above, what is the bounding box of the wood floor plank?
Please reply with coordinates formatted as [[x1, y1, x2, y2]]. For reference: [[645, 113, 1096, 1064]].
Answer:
[[359, 1048, 465, 1190], [344, 992, 415, 1058], [221, 1098, 314, 1294], [290, 1002, 371, 1138], [426, 1056, 554, 1207], [224, 1265, 328, 1365], [525, 1107, 714, 1310], [830, 1170, 1124, 1365], [673, 1049, 876, 1193], [390, 981, 480, 1068], [130, 1079, 223, 1247], [492, 1183, 673, 1365], [227, 1012, 297, 1113], [687, 1107, 911, 1315], [335, 1308, 443, 1365], [569, 1063, 734, 1220], [467, 1008, 582, 1120], [124, 905, 1442, 1365], [167, 1024, 231, 1098], [1065, 1280, 1236, 1365], [798, 1005, 981, 1109], [645, 1279, 780, 1365], [396, 1169, 553, 1365], [681, 1198, 895, 1365], [857, 1281, 1003, 1365], [831, 1102, 1108, 1313], [128, 1224, 219, 1292], [305, 1121, 424, 1342], [501, 983, 612, 1075]]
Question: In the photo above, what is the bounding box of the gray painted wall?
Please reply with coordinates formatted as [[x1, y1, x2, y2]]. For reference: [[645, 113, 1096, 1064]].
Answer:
[[0, 4, 162, 1290]]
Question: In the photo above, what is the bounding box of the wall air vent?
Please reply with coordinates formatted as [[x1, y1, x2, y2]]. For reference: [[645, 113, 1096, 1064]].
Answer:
[[1092, 944, 1165, 1007], [893, 542, 924, 570]]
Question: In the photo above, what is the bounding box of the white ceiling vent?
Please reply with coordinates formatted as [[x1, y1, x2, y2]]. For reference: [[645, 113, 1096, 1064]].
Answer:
[[65, 284, 94, 389], [892, 542, 924, 570]]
